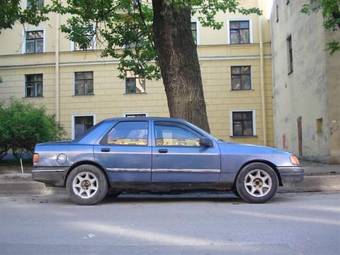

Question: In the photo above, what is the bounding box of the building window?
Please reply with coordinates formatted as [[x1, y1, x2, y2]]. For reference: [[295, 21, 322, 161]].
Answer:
[[27, 0, 44, 9], [124, 113, 147, 117], [25, 74, 43, 97], [229, 21, 250, 44], [232, 111, 255, 136], [74, 72, 94, 96], [191, 22, 198, 44], [73, 25, 96, 51], [25, 31, 44, 53], [287, 35, 293, 74], [73, 39, 96, 51], [276, 4, 279, 22], [125, 77, 146, 94], [74, 116, 94, 140], [231, 66, 251, 90]]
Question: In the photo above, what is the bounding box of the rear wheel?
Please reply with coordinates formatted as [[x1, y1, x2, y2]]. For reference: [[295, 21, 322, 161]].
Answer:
[[236, 162, 279, 203], [66, 164, 108, 205]]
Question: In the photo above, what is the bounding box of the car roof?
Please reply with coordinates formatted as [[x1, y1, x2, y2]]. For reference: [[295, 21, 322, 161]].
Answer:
[[103, 117, 185, 122]]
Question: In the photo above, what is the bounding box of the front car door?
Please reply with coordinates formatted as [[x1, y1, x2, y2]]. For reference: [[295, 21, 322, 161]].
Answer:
[[94, 120, 151, 182], [151, 121, 221, 183]]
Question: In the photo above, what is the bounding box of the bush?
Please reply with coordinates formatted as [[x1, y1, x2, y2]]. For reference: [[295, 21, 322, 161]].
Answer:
[[0, 99, 64, 159]]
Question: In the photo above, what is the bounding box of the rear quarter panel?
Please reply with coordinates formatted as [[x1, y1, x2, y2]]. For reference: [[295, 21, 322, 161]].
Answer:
[[34, 143, 95, 168]]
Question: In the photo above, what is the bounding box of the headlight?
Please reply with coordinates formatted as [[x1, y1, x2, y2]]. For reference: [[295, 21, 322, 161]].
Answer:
[[290, 155, 300, 166]]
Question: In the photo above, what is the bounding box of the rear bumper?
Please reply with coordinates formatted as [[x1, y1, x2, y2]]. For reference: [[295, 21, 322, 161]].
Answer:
[[277, 166, 304, 184], [32, 167, 68, 187]]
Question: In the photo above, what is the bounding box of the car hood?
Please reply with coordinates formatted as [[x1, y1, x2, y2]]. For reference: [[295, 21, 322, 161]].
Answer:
[[217, 141, 290, 155]]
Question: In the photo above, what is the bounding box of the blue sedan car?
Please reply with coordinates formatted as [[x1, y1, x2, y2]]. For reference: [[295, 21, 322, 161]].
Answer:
[[32, 117, 303, 205]]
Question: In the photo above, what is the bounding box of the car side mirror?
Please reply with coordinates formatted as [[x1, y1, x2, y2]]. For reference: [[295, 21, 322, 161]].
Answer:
[[199, 137, 213, 147]]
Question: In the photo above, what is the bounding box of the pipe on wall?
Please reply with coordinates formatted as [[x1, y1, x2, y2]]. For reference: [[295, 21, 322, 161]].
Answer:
[[55, 13, 60, 122], [258, 0, 267, 146]]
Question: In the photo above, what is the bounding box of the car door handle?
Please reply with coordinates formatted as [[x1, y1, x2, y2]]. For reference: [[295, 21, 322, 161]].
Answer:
[[158, 149, 168, 153], [101, 148, 110, 152]]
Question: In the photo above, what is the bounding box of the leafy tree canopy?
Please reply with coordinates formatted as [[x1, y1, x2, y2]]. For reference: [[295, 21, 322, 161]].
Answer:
[[0, 0, 261, 79]]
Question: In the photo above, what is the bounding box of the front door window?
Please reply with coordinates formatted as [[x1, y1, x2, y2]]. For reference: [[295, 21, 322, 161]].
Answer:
[[154, 122, 200, 147]]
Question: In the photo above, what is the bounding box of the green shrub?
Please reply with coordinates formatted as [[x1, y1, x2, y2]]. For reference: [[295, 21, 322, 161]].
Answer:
[[0, 99, 64, 159]]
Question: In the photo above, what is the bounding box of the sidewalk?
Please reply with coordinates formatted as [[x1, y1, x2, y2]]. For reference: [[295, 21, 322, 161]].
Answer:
[[301, 160, 340, 175], [0, 160, 340, 195]]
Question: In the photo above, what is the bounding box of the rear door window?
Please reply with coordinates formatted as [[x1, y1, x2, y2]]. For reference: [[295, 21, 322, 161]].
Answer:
[[105, 121, 148, 146]]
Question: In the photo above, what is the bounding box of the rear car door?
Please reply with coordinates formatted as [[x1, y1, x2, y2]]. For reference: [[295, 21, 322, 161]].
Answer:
[[94, 120, 151, 182], [151, 121, 221, 183]]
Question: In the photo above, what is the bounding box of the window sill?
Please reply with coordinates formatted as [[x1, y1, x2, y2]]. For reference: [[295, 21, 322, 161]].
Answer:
[[124, 92, 147, 95], [73, 94, 95, 97], [230, 89, 254, 92], [23, 96, 43, 99], [230, 135, 257, 138], [23, 52, 45, 55], [228, 43, 253, 46], [72, 49, 96, 52]]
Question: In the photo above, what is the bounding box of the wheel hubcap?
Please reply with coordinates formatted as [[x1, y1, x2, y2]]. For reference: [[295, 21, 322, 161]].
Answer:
[[244, 169, 272, 197], [72, 172, 98, 199]]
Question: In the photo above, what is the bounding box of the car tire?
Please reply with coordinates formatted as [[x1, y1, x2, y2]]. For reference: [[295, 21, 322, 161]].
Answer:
[[235, 162, 279, 203], [66, 164, 108, 205]]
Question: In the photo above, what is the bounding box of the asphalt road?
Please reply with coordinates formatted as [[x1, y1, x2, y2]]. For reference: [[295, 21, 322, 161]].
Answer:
[[0, 191, 339, 255]]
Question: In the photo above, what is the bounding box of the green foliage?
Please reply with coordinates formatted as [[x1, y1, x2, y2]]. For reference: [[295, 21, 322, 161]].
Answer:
[[302, 0, 340, 55], [0, 0, 261, 80], [0, 99, 64, 159], [0, 0, 49, 31]]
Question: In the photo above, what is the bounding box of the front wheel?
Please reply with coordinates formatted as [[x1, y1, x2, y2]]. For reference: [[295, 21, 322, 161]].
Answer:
[[66, 164, 108, 205], [235, 163, 279, 203]]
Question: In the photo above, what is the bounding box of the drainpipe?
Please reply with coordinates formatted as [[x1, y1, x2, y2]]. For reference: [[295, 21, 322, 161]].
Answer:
[[258, 3, 267, 146], [55, 13, 60, 122]]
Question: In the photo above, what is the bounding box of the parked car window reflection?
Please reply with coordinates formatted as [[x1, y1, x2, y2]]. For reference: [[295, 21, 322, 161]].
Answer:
[[155, 123, 200, 147], [106, 121, 148, 146]]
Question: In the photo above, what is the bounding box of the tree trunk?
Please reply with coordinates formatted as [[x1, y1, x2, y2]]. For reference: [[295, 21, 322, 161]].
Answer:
[[152, 0, 210, 132]]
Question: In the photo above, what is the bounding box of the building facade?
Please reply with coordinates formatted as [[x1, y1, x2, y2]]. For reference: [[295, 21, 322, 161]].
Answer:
[[0, 0, 274, 146], [271, 0, 340, 163]]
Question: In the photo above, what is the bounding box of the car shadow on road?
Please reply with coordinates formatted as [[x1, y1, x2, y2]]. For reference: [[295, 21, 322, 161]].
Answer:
[[40, 191, 291, 205], [102, 192, 243, 204]]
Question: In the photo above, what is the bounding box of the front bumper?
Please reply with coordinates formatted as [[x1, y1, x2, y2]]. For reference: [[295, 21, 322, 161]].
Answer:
[[32, 167, 68, 187], [277, 166, 304, 184]]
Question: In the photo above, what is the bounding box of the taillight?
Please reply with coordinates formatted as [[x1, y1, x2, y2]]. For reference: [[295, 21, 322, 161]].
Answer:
[[33, 153, 40, 164]]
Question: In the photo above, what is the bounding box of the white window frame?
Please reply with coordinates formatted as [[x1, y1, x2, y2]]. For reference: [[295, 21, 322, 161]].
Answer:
[[70, 37, 96, 51], [71, 114, 96, 140], [229, 110, 256, 136], [124, 113, 148, 117], [226, 18, 253, 45], [22, 28, 46, 54], [70, 24, 96, 51], [191, 18, 200, 45]]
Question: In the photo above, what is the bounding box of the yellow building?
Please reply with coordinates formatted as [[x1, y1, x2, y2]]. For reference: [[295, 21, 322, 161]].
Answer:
[[0, 0, 274, 145]]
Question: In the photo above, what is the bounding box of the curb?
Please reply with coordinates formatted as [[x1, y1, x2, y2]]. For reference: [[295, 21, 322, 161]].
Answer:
[[279, 175, 340, 193], [0, 173, 340, 195]]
